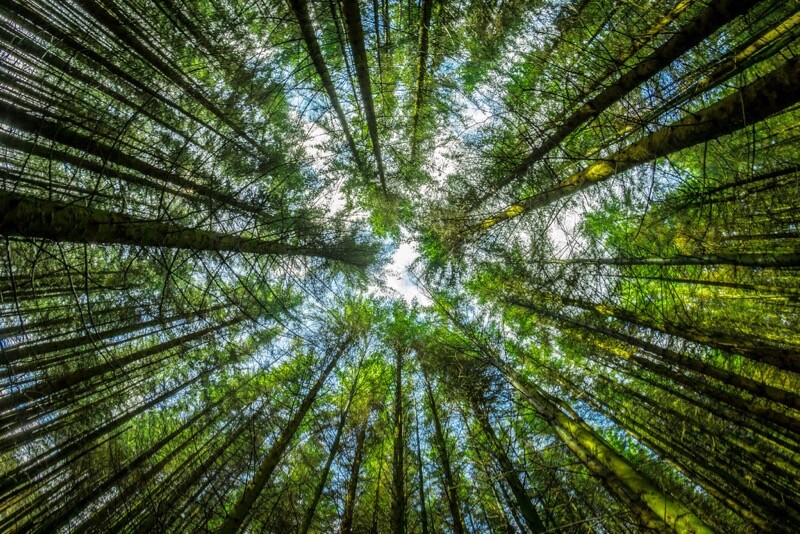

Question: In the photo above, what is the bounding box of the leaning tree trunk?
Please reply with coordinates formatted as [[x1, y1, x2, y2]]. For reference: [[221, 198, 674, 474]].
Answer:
[[341, 0, 387, 192], [470, 400, 545, 533], [0, 191, 375, 268], [410, 0, 433, 161], [217, 338, 350, 533], [504, 297, 800, 411], [471, 0, 756, 208], [423, 374, 466, 534], [289, 0, 364, 171], [476, 55, 800, 231], [340, 417, 368, 534], [497, 361, 712, 533], [299, 378, 359, 534]]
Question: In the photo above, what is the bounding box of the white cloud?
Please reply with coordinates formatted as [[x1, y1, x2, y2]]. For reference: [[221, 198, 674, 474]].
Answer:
[[369, 235, 431, 306]]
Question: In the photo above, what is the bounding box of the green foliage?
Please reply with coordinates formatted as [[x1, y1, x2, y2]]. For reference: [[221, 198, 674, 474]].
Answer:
[[1, 0, 799, 532]]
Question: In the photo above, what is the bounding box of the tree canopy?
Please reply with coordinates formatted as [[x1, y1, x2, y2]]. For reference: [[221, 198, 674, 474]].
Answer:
[[1, 0, 799, 531]]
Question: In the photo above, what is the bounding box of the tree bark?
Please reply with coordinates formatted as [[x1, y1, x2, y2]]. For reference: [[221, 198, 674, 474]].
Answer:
[[472, 0, 756, 207], [477, 56, 800, 231], [341, 0, 388, 192], [0, 191, 375, 268], [217, 339, 350, 533], [390, 348, 405, 534]]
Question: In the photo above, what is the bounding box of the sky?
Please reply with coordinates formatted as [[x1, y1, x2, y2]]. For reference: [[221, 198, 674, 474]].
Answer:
[[369, 234, 431, 306]]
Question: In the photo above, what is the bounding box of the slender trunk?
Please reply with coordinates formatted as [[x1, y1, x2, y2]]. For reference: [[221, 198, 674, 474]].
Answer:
[[131, 415, 253, 532], [472, 0, 756, 207], [0, 368, 210, 501], [551, 251, 800, 268], [0, 191, 374, 268], [2, 1, 235, 146], [341, 0, 387, 193], [0, 303, 144, 338], [327, 0, 362, 111], [34, 391, 232, 532], [580, 381, 776, 530], [498, 362, 711, 533], [0, 130, 240, 214], [370, 437, 385, 534], [413, 399, 429, 534], [662, 165, 799, 215], [74, 0, 263, 152], [217, 339, 350, 533], [390, 349, 405, 534], [340, 418, 368, 534], [583, 333, 800, 437], [299, 382, 359, 534], [543, 291, 800, 373], [0, 316, 241, 413], [471, 401, 545, 533], [504, 297, 800, 411], [0, 305, 220, 364], [289, 0, 364, 170], [477, 56, 800, 231], [615, 273, 800, 300], [410, 0, 433, 161], [422, 374, 465, 534]]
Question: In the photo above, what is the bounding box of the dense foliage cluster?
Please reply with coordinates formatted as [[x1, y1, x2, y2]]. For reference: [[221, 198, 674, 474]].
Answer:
[[1, 0, 799, 531]]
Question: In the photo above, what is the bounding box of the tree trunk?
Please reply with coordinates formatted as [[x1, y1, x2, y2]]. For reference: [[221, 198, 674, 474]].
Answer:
[[471, 401, 545, 533], [477, 55, 800, 231], [413, 398, 429, 534], [423, 373, 465, 534], [505, 297, 800, 411], [289, 0, 364, 171], [217, 339, 350, 533], [498, 362, 712, 533], [0, 191, 375, 268], [410, 0, 433, 161], [341, 0, 387, 192], [340, 418, 368, 534], [300, 379, 359, 534], [472, 0, 756, 207], [390, 348, 405, 534], [0, 316, 242, 413]]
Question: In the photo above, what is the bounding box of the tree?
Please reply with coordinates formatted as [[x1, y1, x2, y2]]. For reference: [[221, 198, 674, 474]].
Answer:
[[2, 0, 800, 531]]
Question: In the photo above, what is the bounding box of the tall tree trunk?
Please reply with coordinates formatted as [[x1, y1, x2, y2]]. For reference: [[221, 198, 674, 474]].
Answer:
[[476, 56, 800, 231], [413, 398, 429, 534], [299, 409, 349, 534], [131, 415, 253, 532], [504, 296, 800, 411], [534, 291, 800, 373], [497, 361, 712, 533], [422, 373, 465, 534], [472, 0, 756, 208], [0, 316, 242, 413], [300, 374, 361, 534], [390, 348, 405, 534], [0, 367, 211, 501], [288, 0, 364, 171], [341, 0, 388, 193], [410, 0, 433, 161], [34, 390, 235, 532], [217, 338, 350, 533], [0, 305, 222, 364], [0, 191, 375, 268], [471, 400, 545, 533], [370, 437, 385, 534], [340, 418, 368, 534], [0, 102, 265, 216], [550, 252, 800, 268]]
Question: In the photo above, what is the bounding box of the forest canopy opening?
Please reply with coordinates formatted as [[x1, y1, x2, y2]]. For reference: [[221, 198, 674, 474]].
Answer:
[[1, 0, 799, 532]]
